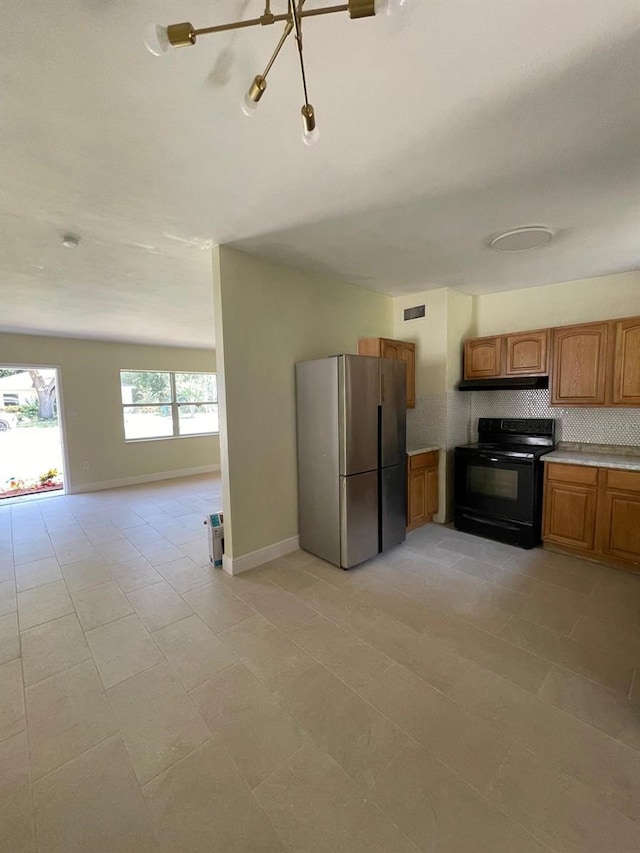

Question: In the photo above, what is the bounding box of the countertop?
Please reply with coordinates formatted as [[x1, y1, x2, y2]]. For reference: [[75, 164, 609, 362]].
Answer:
[[406, 445, 441, 457], [543, 449, 640, 471]]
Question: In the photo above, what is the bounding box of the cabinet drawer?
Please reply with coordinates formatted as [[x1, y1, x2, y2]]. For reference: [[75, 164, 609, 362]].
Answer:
[[603, 468, 640, 494], [546, 463, 598, 486], [409, 451, 439, 471]]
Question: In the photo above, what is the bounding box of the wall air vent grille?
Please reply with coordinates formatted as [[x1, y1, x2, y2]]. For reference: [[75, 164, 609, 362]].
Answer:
[[404, 305, 426, 321]]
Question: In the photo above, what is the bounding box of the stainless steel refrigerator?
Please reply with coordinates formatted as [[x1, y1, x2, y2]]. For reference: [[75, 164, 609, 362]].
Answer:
[[295, 354, 406, 569]]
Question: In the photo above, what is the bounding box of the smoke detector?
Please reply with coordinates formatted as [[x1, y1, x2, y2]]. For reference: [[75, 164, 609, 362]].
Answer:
[[490, 226, 555, 253], [62, 234, 80, 248]]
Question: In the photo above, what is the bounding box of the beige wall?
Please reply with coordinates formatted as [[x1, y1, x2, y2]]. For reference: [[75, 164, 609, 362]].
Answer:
[[475, 270, 640, 336], [392, 289, 448, 394], [392, 287, 474, 523], [0, 333, 219, 492], [446, 289, 475, 391], [213, 246, 393, 562]]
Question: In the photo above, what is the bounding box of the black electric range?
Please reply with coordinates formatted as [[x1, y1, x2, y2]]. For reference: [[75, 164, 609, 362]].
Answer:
[[454, 418, 556, 549]]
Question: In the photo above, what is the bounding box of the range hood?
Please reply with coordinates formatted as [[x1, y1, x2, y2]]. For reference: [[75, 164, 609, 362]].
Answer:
[[457, 376, 549, 392]]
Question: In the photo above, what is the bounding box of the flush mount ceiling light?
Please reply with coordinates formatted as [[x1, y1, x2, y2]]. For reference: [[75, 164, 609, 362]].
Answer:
[[62, 234, 80, 248], [490, 226, 556, 253], [144, 0, 407, 146]]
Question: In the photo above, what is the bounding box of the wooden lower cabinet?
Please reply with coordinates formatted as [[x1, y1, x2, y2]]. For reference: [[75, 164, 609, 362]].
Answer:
[[543, 480, 597, 552], [543, 462, 640, 570], [597, 469, 640, 564], [407, 450, 439, 531]]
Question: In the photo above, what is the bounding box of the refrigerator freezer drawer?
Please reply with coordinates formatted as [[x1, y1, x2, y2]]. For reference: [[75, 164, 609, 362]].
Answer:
[[381, 463, 407, 552], [340, 471, 379, 568]]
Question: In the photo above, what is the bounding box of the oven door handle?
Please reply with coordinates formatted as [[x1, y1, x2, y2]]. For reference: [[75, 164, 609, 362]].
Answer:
[[473, 454, 532, 465]]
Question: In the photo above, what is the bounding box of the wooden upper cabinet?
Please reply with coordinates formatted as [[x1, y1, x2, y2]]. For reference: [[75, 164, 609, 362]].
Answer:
[[463, 336, 502, 379], [357, 337, 416, 408], [550, 322, 609, 406], [396, 343, 416, 409], [612, 317, 640, 405], [505, 330, 548, 375]]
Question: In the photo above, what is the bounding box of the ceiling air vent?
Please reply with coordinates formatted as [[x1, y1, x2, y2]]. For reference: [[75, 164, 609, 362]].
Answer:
[[404, 305, 425, 321]]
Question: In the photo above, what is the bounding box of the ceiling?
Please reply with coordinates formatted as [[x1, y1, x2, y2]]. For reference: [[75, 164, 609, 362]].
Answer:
[[2, 1, 640, 347]]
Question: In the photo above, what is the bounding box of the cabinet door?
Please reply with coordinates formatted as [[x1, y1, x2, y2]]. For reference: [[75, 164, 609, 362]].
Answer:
[[357, 338, 383, 358], [543, 480, 597, 551], [464, 337, 502, 379], [550, 323, 609, 405], [598, 490, 640, 565], [380, 339, 415, 410], [380, 339, 401, 360], [408, 468, 426, 530], [612, 317, 640, 405], [425, 465, 439, 517], [505, 330, 548, 375], [407, 453, 439, 530], [398, 343, 416, 408]]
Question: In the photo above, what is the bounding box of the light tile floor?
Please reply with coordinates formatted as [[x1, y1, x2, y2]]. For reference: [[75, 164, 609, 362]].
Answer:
[[1, 473, 640, 852]]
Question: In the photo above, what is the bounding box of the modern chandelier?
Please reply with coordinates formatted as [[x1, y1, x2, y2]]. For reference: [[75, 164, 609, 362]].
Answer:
[[145, 0, 406, 145]]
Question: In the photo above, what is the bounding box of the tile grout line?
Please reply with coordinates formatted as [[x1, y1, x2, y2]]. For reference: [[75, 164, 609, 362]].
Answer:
[[343, 556, 637, 696], [278, 572, 640, 753], [234, 561, 640, 832]]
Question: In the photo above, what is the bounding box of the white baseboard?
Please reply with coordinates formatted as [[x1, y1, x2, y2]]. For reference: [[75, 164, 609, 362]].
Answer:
[[222, 535, 300, 576], [70, 464, 221, 494]]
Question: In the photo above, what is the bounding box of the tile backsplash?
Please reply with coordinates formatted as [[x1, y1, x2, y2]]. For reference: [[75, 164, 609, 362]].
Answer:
[[407, 388, 640, 449], [470, 389, 640, 446], [407, 392, 471, 451]]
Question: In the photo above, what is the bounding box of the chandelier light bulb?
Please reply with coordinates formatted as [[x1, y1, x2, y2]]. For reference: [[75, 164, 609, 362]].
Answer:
[[144, 23, 170, 56], [302, 125, 320, 146], [301, 104, 320, 146], [241, 92, 259, 117], [375, 0, 407, 15], [241, 76, 267, 117]]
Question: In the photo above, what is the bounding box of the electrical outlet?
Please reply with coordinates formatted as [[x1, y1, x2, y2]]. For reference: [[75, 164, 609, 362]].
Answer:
[[83, 461, 90, 469]]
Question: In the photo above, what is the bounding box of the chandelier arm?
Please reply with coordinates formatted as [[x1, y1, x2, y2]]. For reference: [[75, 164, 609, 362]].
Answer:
[[262, 18, 294, 81], [192, 5, 348, 39], [290, 0, 310, 107]]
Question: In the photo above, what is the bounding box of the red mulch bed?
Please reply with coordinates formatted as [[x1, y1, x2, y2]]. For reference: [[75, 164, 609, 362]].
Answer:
[[0, 483, 64, 499]]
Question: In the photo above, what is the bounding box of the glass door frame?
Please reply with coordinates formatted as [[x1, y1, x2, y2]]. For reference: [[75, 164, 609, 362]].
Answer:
[[0, 362, 72, 497]]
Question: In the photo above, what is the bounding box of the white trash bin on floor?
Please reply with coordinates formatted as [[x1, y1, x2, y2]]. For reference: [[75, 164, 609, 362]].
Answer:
[[204, 512, 224, 568]]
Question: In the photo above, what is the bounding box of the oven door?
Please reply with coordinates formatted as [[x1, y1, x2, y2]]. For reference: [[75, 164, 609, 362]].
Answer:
[[454, 450, 535, 524]]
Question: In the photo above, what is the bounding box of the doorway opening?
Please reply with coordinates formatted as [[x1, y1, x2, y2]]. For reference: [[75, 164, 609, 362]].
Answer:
[[0, 366, 66, 500]]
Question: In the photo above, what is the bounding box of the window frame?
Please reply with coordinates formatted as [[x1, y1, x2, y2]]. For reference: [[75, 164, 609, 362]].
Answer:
[[120, 369, 218, 442]]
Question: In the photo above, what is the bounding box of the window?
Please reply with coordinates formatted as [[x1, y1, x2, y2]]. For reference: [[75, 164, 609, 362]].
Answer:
[[120, 370, 218, 440], [2, 393, 19, 406]]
